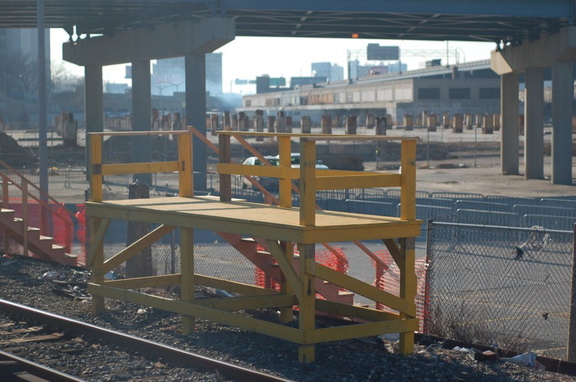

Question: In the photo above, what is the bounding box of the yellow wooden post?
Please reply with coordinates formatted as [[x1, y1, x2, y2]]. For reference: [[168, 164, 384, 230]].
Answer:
[[89, 134, 103, 202], [400, 139, 417, 220], [279, 241, 294, 324], [178, 128, 194, 197], [298, 243, 316, 363], [21, 180, 28, 257], [397, 237, 417, 355], [180, 227, 195, 333], [219, 134, 232, 202], [278, 136, 292, 208], [299, 139, 316, 226], [91, 217, 106, 314]]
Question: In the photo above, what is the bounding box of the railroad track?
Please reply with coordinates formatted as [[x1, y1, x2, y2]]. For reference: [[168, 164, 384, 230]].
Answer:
[[0, 298, 293, 382], [0, 349, 83, 381]]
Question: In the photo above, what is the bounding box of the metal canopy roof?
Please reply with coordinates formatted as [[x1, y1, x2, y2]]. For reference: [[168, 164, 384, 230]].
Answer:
[[1, 0, 574, 45]]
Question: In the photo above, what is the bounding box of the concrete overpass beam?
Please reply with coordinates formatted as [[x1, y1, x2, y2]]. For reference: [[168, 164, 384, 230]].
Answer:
[[500, 73, 519, 175], [524, 67, 545, 180], [551, 61, 574, 185], [132, 60, 153, 186], [63, 17, 235, 66], [491, 27, 576, 75]]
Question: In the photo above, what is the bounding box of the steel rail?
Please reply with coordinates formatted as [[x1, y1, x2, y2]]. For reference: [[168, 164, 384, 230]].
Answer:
[[0, 349, 83, 382], [0, 298, 294, 382]]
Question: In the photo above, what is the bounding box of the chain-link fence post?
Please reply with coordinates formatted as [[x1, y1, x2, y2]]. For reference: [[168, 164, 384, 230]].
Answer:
[[568, 223, 576, 361]]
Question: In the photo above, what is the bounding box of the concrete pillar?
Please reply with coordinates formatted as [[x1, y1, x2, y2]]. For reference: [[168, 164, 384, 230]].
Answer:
[[286, 116, 293, 133], [476, 114, 484, 128], [366, 114, 375, 129], [238, 112, 247, 131], [482, 114, 493, 134], [345, 115, 357, 134], [275, 111, 285, 133], [321, 115, 332, 134], [427, 115, 437, 132], [551, 61, 574, 184], [452, 114, 463, 133], [231, 114, 238, 130], [501, 73, 519, 175], [375, 117, 387, 135], [84, 65, 103, 178], [210, 114, 218, 135], [442, 112, 450, 129], [267, 116, 276, 132], [493, 114, 500, 131], [385, 114, 393, 129], [403, 114, 413, 130], [255, 110, 264, 141], [223, 111, 231, 130], [465, 113, 473, 130], [186, 52, 207, 190], [524, 67, 545, 179], [301, 116, 312, 134], [131, 60, 152, 186]]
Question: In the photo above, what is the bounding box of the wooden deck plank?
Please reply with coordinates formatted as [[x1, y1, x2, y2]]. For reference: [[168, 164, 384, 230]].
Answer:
[[86, 196, 421, 243]]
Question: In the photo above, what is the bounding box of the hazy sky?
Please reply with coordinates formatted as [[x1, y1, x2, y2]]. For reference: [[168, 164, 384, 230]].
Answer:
[[50, 29, 495, 93]]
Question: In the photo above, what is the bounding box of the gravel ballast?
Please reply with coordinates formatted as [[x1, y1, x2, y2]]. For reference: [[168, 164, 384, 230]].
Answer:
[[0, 255, 574, 382]]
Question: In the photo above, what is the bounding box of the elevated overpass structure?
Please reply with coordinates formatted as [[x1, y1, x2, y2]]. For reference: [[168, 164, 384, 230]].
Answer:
[[1, 0, 575, 184]]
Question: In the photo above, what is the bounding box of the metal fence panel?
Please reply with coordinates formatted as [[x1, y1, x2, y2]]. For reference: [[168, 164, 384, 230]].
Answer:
[[456, 208, 520, 226], [346, 199, 397, 216], [455, 200, 510, 212], [426, 222, 573, 360], [522, 214, 576, 231], [513, 204, 576, 219]]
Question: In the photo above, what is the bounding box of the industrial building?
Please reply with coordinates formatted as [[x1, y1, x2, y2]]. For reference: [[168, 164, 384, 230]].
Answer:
[[238, 60, 500, 126]]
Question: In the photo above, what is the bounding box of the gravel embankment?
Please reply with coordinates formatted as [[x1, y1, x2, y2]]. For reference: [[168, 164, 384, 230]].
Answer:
[[0, 255, 574, 382]]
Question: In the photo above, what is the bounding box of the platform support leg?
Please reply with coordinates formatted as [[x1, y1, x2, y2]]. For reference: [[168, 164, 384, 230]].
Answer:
[[298, 243, 316, 363], [398, 238, 416, 355], [91, 217, 105, 315], [181, 227, 195, 333], [279, 241, 294, 324]]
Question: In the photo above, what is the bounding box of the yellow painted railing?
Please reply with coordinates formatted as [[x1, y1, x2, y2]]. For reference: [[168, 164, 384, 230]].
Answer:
[[216, 132, 418, 226], [88, 128, 194, 202]]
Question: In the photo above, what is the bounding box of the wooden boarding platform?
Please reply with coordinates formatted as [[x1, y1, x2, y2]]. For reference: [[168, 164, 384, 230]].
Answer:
[[86, 128, 422, 363]]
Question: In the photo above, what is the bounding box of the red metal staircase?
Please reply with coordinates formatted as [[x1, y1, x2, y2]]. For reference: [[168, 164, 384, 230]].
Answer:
[[0, 160, 78, 266]]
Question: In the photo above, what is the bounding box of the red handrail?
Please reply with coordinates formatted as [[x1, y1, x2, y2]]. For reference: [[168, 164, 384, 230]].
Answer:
[[0, 159, 76, 253]]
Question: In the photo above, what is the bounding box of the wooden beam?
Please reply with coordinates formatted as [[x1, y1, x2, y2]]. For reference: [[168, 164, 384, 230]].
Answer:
[[315, 299, 401, 322], [314, 263, 416, 316], [86, 218, 110, 267], [266, 239, 303, 297], [87, 283, 303, 343], [103, 224, 175, 273], [191, 294, 296, 311], [315, 174, 401, 190], [102, 161, 179, 176], [306, 319, 419, 344], [105, 274, 180, 289]]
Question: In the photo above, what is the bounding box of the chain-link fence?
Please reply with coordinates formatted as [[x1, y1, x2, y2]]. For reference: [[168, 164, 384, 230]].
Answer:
[[426, 221, 575, 360]]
